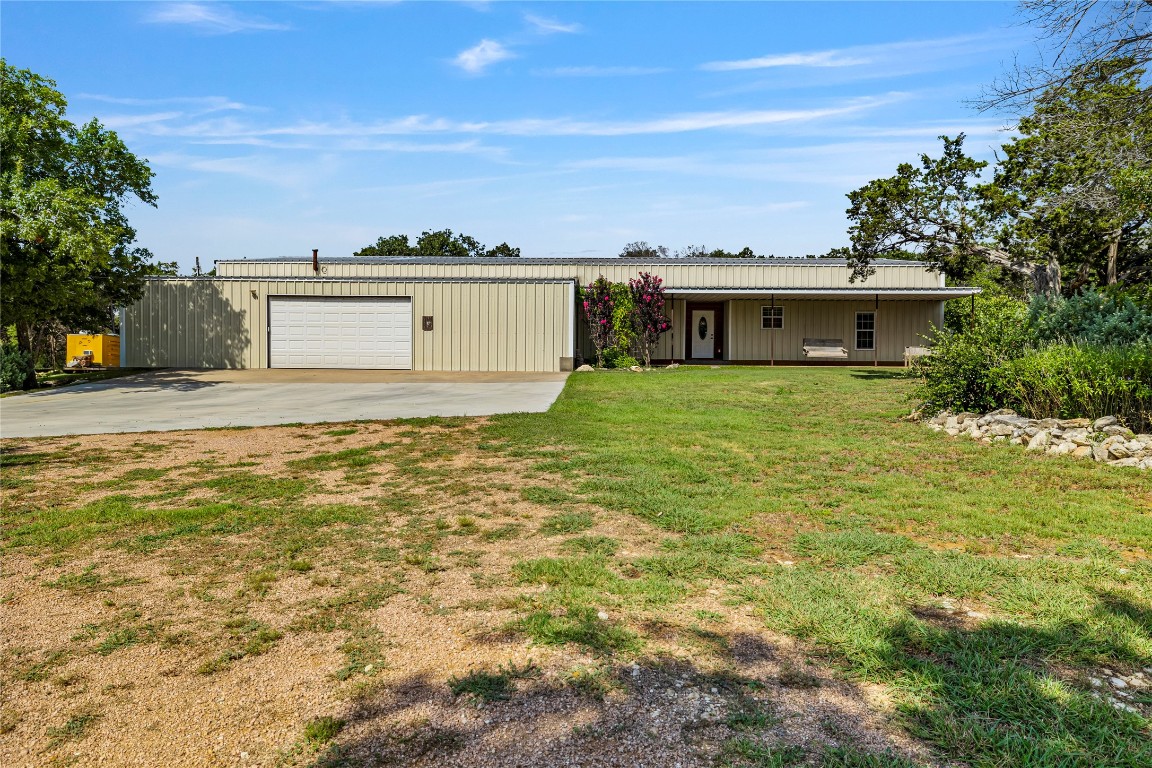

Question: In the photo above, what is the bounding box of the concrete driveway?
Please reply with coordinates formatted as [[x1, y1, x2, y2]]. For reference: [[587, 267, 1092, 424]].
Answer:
[[0, 369, 569, 438]]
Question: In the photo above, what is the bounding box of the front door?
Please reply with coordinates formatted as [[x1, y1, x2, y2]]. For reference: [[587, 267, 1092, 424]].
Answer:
[[691, 310, 715, 359]]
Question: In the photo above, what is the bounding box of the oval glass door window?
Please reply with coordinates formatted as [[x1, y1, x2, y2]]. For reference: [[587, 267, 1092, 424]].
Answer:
[[698, 316, 708, 340]]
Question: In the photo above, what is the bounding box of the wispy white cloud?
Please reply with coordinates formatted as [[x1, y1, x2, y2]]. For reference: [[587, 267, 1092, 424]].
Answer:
[[452, 39, 516, 74], [702, 51, 869, 71], [701, 32, 1021, 73], [80, 93, 251, 133], [524, 13, 582, 35], [148, 152, 335, 191], [561, 125, 1014, 190], [538, 65, 670, 77], [130, 94, 901, 141], [100, 112, 188, 130], [143, 3, 290, 34], [190, 135, 510, 159], [77, 94, 249, 111]]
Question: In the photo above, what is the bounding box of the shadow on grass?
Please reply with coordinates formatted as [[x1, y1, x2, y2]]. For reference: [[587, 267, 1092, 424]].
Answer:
[[848, 369, 910, 381], [303, 633, 923, 768], [763, 587, 1152, 768]]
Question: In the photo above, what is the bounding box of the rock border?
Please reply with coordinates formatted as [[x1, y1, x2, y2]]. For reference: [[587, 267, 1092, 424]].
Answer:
[[926, 410, 1151, 470]]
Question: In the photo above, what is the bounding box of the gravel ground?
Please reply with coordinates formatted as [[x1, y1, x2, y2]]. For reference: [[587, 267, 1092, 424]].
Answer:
[[1, 423, 933, 767]]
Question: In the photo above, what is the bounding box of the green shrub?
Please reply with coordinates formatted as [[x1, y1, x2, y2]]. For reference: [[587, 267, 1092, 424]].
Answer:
[[602, 349, 639, 369], [604, 283, 638, 367], [914, 296, 1030, 413], [1028, 289, 1152, 346], [0, 343, 31, 392], [989, 343, 1152, 431]]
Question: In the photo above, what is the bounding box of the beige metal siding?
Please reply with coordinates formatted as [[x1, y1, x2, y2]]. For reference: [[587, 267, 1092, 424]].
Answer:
[[725, 300, 939, 362], [216, 259, 941, 289], [124, 279, 572, 372]]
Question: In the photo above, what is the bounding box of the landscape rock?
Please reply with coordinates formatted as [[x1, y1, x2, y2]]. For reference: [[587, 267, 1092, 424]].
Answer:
[[1026, 431, 1050, 451], [926, 410, 1149, 471], [1108, 443, 1132, 460], [575, 364, 595, 372]]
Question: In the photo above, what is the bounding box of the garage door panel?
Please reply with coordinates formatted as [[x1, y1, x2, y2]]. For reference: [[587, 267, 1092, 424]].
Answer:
[[270, 297, 412, 369]]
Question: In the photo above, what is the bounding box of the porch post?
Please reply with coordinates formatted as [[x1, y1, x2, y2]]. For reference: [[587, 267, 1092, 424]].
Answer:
[[873, 293, 879, 367], [770, 294, 775, 366]]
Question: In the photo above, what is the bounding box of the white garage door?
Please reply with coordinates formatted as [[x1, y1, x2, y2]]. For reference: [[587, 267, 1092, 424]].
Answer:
[[269, 297, 412, 369]]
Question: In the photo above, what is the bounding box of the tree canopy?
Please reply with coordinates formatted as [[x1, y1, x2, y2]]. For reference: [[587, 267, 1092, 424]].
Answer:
[[984, 0, 1150, 116], [354, 229, 520, 259], [1, 60, 166, 387], [843, 60, 1151, 295]]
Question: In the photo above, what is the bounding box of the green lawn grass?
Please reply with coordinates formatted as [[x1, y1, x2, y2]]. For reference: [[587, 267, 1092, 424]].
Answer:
[[486, 367, 1152, 767], [3, 366, 1149, 766]]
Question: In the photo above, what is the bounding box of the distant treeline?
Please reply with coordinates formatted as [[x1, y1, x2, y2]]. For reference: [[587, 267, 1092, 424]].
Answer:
[[354, 233, 846, 260], [355, 230, 520, 259]]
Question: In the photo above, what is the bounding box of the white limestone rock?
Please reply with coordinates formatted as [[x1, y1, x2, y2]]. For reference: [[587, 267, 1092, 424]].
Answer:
[[1026, 431, 1050, 451]]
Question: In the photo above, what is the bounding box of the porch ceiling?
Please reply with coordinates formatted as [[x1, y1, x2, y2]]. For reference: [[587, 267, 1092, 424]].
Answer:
[[666, 287, 981, 302]]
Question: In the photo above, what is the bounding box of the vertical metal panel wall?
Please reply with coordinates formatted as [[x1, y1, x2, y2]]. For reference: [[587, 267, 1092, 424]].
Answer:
[[725, 300, 940, 362], [123, 279, 572, 372]]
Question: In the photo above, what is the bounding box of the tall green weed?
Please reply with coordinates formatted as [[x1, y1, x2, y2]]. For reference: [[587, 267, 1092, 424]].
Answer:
[[989, 344, 1152, 431], [918, 290, 1152, 428]]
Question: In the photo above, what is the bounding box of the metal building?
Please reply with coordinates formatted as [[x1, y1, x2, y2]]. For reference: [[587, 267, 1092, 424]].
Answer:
[[121, 256, 979, 371]]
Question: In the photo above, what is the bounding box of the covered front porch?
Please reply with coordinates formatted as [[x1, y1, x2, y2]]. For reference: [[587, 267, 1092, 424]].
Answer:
[[655, 288, 978, 366]]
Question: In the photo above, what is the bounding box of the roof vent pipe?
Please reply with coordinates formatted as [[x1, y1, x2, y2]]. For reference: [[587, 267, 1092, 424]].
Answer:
[[312, 248, 319, 273]]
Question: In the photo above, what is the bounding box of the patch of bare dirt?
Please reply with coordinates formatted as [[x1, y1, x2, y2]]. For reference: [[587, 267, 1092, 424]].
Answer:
[[1, 421, 928, 767]]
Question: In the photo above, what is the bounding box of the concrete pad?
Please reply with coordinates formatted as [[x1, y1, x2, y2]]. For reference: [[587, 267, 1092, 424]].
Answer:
[[0, 369, 569, 438]]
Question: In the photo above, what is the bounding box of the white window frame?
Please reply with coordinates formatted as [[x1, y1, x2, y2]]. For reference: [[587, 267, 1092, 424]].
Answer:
[[761, 305, 783, 330], [855, 311, 876, 351]]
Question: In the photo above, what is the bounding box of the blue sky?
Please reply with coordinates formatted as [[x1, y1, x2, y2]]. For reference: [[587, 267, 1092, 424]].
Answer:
[[3, 1, 1033, 272]]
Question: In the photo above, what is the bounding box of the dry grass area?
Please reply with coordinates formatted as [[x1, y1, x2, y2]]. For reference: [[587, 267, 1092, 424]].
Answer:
[[1, 420, 923, 768]]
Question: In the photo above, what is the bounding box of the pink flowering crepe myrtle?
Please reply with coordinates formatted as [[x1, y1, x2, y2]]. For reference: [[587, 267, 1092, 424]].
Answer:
[[629, 272, 672, 368], [582, 275, 616, 368]]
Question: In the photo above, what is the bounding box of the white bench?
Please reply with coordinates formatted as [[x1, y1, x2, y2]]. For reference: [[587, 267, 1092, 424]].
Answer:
[[904, 346, 932, 366], [802, 338, 848, 359]]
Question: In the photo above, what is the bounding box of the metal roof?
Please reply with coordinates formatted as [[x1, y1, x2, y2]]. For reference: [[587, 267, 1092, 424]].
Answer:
[[144, 276, 576, 284], [666, 287, 981, 301], [213, 255, 930, 268]]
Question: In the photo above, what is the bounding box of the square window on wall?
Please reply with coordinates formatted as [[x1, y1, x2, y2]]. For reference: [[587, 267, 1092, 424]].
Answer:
[[761, 305, 783, 329], [856, 311, 875, 350]]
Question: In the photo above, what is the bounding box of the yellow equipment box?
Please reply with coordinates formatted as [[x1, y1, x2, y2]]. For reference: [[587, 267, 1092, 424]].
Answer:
[[66, 334, 121, 367]]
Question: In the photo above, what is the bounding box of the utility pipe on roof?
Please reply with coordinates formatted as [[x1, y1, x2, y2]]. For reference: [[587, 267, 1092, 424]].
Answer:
[[312, 249, 319, 274]]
